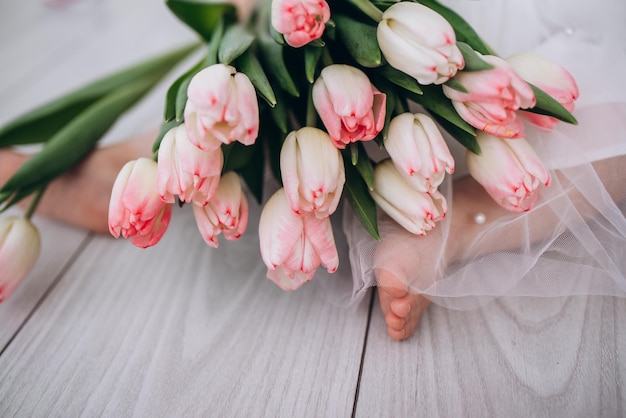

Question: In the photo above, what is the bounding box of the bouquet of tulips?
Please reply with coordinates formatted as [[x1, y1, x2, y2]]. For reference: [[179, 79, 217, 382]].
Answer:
[[0, 0, 579, 299]]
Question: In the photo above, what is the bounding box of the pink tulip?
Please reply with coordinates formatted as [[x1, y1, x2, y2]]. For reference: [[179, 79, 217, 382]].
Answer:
[[507, 53, 579, 130], [377, 2, 464, 85], [370, 159, 447, 236], [280, 127, 345, 218], [443, 55, 535, 139], [313, 64, 386, 149], [192, 172, 249, 248], [467, 132, 551, 212], [0, 216, 40, 302], [185, 64, 259, 151], [109, 158, 173, 248], [384, 113, 454, 192], [157, 124, 223, 206], [271, 0, 330, 48], [259, 188, 338, 291]]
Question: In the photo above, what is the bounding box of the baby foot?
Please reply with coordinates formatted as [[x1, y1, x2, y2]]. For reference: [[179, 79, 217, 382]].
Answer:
[[377, 269, 431, 341]]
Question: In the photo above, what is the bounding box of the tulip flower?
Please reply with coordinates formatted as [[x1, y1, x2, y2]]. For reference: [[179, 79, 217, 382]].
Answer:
[[467, 132, 551, 212], [157, 124, 223, 207], [370, 159, 447, 236], [259, 188, 338, 291], [313, 64, 386, 148], [280, 127, 345, 218], [507, 53, 579, 130], [443, 55, 535, 139], [271, 0, 331, 48], [109, 158, 173, 248], [377, 2, 464, 85], [193, 171, 249, 248], [185, 63, 259, 151], [0, 216, 40, 302], [384, 113, 454, 192]]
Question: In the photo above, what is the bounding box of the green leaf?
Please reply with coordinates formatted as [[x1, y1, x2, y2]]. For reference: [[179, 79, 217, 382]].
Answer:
[[345, 143, 375, 190], [268, 97, 289, 134], [218, 25, 255, 65], [222, 141, 265, 203], [406, 85, 476, 135], [443, 77, 468, 93], [164, 59, 205, 122], [304, 47, 323, 83], [152, 119, 182, 155], [416, 0, 493, 55], [344, 160, 380, 240], [258, 39, 299, 97], [236, 50, 277, 107], [0, 43, 198, 147], [527, 83, 578, 125], [1, 79, 157, 210], [456, 42, 493, 71], [378, 65, 423, 95], [432, 114, 480, 155], [334, 14, 382, 68], [166, 0, 237, 42]]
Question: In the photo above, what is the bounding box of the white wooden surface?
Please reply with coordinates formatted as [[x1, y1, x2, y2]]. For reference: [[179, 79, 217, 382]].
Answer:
[[1, 1, 625, 417]]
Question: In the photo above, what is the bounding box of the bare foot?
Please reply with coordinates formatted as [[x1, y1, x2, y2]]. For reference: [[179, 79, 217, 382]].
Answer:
[[0, 129, 156, 233], [377, 269, 431, 341]]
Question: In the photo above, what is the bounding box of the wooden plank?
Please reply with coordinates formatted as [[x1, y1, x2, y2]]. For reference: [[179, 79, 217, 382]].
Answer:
[[0, 206, 370, 416], [355, 295, 626, 417]]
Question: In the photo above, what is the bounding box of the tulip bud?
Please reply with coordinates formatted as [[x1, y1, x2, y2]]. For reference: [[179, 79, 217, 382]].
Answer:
[[259, 188, 338, 291], [384, 113, 454, 192], [313, 64, 386, 149], [280, 127, 345, 218], [443, 54, 535, 139], [507, 53, 579, 131], [271, 0, 331, 48], [370, 159, 447, 236], [193, 172, 249, 248], [185, 63, 259, 151], [467, 132, 551, 212], [377, 2, 464, 85], [157, 124, 223, 206], [0, 216, 40, 302], [109, 158, 173, 248]]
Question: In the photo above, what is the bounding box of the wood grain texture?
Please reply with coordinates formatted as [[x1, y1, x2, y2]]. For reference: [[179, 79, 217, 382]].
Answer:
[[0, 207, 369, 417], [355, 295, 626, 418]]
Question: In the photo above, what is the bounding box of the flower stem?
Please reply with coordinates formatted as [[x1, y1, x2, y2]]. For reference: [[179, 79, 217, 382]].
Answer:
[[306, 85, 317, 127], [346, 0, 384, 22], [24, 186, 46, 220]]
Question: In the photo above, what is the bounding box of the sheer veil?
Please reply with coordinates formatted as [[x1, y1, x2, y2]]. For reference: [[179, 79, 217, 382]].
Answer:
[[339, 0, 626, 309]]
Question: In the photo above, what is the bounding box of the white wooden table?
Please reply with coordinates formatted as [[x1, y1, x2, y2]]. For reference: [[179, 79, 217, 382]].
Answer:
[[1, 1, 625, 416]]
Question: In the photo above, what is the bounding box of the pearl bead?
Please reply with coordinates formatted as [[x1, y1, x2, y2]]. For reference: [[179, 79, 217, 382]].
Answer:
[[474, 213, 486, 225]]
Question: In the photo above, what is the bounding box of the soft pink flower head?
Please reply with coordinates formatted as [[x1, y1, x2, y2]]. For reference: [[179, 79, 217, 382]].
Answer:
[[370, 159, 447, 236], [377, 2, 464, 85], [185, 64, 259, 151], [192, 172, 249, 248], [384, 113, 454, 192], [313, 64, 386, 149], [259, 188, 338, 291], [108, 158, 173, 248], [157, 124, 223, 206], [507, 52, 579, 131], [280, 127, 345, 218], [467, 132, 551, 212], [443, 55, 536, 139], [0, 216, 40, 303], [271, 0, 330, 48]]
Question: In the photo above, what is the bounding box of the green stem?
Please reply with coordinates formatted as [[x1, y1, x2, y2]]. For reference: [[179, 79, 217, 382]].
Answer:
[[346, 0, 384, 22], [306, 85, 317, 127], [24, 186, 46, 220]]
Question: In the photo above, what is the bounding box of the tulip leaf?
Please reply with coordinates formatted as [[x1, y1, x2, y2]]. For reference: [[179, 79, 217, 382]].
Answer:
[[344, 160, 380, 240], [378, 65, 423, 95], [443, 77, 468, 93], [268, 96, 289, 134], [164, 59, 205, 123], [153, 119, 182, 155], [526, 83, 578, 125], [416, 0, 493, 55], [205, 15, 226, 66], [334, 15, 382, 68], [236, 50, 277, 107], [433, 114, 481, 155], [353, 143, 376, 190], [456, 42, 493, 71], [258, 38, 300, 97], [304, 47, 323, 83], [405, 85, 475, 135], [0, 43, 198, 147], [165, 0, 237, 43], [218, 25, 255, 65], [222, 141, 264, 203], [0, 79, 157, 211]]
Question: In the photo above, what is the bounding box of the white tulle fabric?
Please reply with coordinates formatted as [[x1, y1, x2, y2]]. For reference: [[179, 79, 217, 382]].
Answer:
[[339, 0, 626, 309]]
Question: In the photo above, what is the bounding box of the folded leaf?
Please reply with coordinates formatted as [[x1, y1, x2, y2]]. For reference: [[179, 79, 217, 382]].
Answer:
[[344, 159, 380, 240], [166, 0, 237, 42], [218, 25, 255, 65], [236, 50, 277, 107], [527, 83, 578, 124], [334, 15, 382, 68], [456, 42, 494, 71]]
